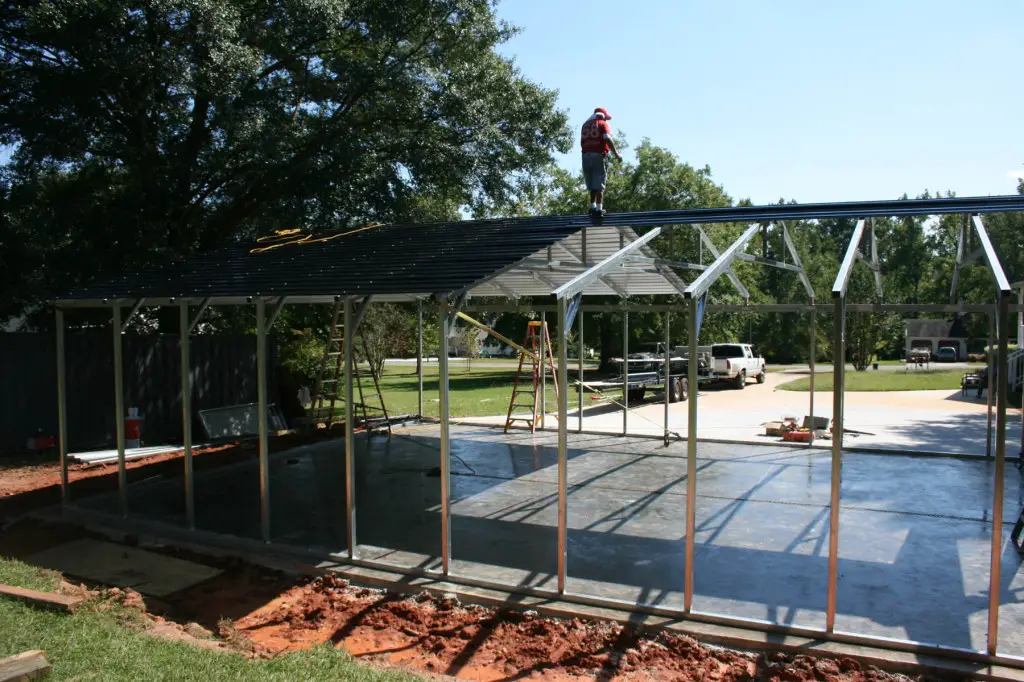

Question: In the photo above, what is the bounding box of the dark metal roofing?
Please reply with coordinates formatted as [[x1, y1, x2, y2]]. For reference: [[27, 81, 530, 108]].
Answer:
[[57, 194, 1024, 304], [62, 219, 587, 303]]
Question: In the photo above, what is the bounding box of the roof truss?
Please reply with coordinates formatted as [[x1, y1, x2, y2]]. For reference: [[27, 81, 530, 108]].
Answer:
[[951, 214, 1012, 301], [832, 218, 882, 299]]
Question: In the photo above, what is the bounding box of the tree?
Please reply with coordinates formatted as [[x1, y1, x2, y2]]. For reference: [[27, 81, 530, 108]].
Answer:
[[461, 325, 481, 371], [359, 303, 416, 380], [0, 0, 572, 323]]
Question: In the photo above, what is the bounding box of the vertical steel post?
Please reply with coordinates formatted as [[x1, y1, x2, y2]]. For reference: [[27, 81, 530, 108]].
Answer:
[[438, 303, 452, 574], [664, 312, 671, 443], [809, 309, 816, 443], [112, 304, 127, 518], [987, 312, 994, 458], [417, 300, 424, 418], [256, 299, 270, 543], [577, 309, 584, 434], [344, 298, 356, 558], [557, 297, 569, 593], [826, 296, 845, 632], [1019, 287, 1023, 347], [55, 308, 68, 508], [540, 312, 547, 427], [988, 292, 1010, 655], [180, 303, 195, 529], [622, 311, 629, 435], [684, 296, 698, 611]]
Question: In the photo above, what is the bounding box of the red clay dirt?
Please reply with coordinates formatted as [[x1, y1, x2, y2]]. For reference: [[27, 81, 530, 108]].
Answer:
[[223, 574, 945, 682], [0, 516, 954, 682], [0, 429, 341, 522]]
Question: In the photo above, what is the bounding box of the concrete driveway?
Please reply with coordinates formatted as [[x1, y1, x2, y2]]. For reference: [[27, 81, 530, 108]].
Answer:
[[461, 370, 1023, 458]]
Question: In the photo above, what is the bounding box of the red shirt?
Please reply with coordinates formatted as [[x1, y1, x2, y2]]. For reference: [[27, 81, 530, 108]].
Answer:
[[581, 117, 611, 154]]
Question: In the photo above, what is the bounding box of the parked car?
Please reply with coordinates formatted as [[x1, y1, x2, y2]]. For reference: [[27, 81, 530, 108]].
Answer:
[[936, 346, 958, 362], [479, 342, 516, 358], [907, 347, 931, 364], [710, 343, 766, 389]]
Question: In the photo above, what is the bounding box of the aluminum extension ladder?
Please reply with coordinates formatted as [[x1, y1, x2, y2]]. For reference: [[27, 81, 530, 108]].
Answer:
[[310, 300, 392, 438], [504, 321, 558, 433]]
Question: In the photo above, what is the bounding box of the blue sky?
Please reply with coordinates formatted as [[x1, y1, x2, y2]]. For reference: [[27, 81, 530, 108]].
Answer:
[[494, 0, 1023, 204]]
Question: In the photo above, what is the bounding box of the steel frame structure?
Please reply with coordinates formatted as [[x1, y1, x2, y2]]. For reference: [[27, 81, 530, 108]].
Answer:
[[50, 196, 1024, 669]]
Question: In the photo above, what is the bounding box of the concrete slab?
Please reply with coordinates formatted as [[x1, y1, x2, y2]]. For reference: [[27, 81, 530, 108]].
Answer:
[[460, 370, 1024, 458], [26, 538, 221, 597], [70, 424, 1024, 658]]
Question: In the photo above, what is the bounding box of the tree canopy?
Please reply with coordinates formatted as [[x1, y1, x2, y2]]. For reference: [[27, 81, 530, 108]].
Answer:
[[0, 0, 571, 321], [2, 2, 1022, 370]]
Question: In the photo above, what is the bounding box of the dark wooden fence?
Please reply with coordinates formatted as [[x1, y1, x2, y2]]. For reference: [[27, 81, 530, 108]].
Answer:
[[0, 332, 277, 451]]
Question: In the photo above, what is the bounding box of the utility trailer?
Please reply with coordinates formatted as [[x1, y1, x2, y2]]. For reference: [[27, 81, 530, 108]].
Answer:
[[583, 350, 715, 403]]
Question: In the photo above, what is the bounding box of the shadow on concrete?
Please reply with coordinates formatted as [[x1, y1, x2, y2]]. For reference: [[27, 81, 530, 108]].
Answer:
[[72, 426, 1024, 655], [882, 413, 1020, 457]]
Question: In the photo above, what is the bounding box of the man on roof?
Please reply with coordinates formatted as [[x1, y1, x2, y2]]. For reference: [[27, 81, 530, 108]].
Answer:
[[580, 107, 621, 217]]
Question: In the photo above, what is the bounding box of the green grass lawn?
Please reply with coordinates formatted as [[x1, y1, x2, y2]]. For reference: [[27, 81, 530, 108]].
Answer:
[[777, 369, 966, 392], [0, 557, 419, 681], [318, 363, 612, 420]]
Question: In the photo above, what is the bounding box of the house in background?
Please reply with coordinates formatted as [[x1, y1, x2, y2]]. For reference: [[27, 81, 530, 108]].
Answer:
[[904, 317, 970, 360]]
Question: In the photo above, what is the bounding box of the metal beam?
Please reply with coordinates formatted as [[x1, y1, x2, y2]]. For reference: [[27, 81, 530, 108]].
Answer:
[[987, 292, 1010, 654], [696, 226, 751, 300], [462, 302, 1017, 315], [734, 253, 804, 272], [780, 222, 815, 300], [55, 308, 68, 508], [622, 312, 629, 434], [187, 297, 211, 334], [564, 293, 582, 333], [438, 301, 452, 574], [490, 280, 521, 299], [972, 215, 1012, 294], [831, 219, 867, 298], [554, 228, 662, 299], [684, 295, 698, 611], [624, 255, 707, 271], [120, 298, 145, 332], [663, 312, 671, 446], [351, 295, 374, 334], [256, 299, 270, 543], [869, 220, 882, 298], [417, 301, 424, 418], [950, 214, 968, 303], [344, 298, 356, 559], [684, 224, 760, 300], [613, 226, 691, 297], [180, 302, 195, 530], [557, 296, 569, 594], [854, 250, 879, 272], [266, 296, 288, 330], [577, 308, 585, 433], [112, 305, 127, 517], [826, 296, 845, 631]]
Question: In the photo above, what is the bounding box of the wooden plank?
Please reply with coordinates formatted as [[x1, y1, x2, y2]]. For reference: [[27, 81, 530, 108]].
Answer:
[[0, 585, 82, 614], [0, 650, 51, 682]]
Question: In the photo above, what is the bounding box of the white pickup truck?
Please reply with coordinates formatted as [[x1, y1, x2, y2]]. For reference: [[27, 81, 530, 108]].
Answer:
[[710, 343, 766, 389]]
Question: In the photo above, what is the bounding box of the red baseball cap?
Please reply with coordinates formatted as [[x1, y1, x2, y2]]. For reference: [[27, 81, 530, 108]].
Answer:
[[594, 107, 612, 120]]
